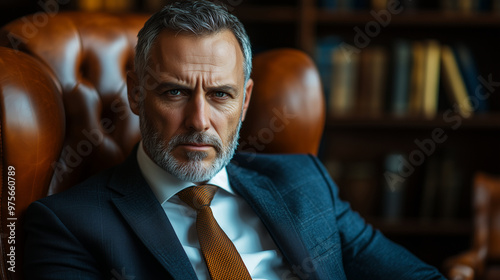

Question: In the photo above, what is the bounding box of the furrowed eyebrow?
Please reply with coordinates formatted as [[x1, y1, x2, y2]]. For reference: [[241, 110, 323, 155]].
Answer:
[[156, 82, 191, 91], [155, 82, 239, 95], [206, 85, 238, 94]]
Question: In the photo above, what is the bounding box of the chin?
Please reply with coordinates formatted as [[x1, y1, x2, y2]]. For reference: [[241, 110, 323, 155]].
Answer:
[[172, 161, 221, 183], [162, 152, 224, 183]]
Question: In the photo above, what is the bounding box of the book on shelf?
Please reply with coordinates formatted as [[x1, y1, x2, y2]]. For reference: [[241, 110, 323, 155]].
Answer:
[[355, 47, 373, 115], [381, 153, 407, 221], [389, 40, 412, 117], [367, 46, 388, 115], [319, 0, 417, 11], [315, 36, 486, 119], [419, 155, 442, 220], [324, 159, 378, 217], [408, 41, 426, 116], [318, 0, 338, 10], [319, 0, 496, 11], [453, 43, 489, 113], [400, 0, 418, 11], [353, 0, 370, 9], [441, 44, 474, 118], [442, 0, 491, 12], [370, 0, 387, 10], [315, 36, 343, 105], [344, 161, 378, 216], [329, 46, 359, 116], [418, 150, 465, 220], [320, 0, 370, 10], [422, 40, 441, 119], [355, 46, 388, 116], [437, 151, 464, 220], [338, 0, 353, 11], [440, 0, 458, 11], [458, 0, 474, 12], [323, 158, 344, 182], [494, 0, 500, 12]]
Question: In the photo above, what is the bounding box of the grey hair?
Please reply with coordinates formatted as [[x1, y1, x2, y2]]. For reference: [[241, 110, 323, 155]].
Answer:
[[134, 0, 252, 83]]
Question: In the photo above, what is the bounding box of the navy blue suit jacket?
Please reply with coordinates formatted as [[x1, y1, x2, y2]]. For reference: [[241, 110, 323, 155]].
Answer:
[[24, 151, 445, 279]]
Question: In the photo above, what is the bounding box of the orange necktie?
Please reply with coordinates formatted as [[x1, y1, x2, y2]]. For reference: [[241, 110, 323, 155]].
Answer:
[[177, 185, 252, 280]]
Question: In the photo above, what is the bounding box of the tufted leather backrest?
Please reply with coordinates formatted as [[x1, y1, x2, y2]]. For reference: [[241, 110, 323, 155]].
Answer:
[[0, 12, 148, 195], [0, 11, 324, 280]]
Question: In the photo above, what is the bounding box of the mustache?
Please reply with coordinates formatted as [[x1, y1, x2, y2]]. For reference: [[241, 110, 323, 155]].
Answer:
[[168, 131, 223, 153]]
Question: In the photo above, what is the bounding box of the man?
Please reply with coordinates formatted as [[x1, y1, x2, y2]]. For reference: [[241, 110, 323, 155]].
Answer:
[[23, 1, 445, 279]]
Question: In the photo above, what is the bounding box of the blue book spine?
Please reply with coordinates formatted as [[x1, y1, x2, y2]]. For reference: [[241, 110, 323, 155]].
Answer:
[[390, 40, 412, 116], [315, 36, 342, 106], [319, 0, 338, 9], [382, 153, 407, 220], [478, 0, 490, 11], [452, 43, 489, 113], [353, 0, 369, 10]]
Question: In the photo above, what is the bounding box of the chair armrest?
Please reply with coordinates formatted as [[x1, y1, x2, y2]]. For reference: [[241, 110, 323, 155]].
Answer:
[[444, 249, 486, 280], [447, 264, 474, 280]]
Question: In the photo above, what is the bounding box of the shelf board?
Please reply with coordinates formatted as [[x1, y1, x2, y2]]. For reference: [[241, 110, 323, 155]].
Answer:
[[316, 10, 500, 26], [325, 113, 500, 130], [233, 5, 298, 22], [368, 218, 473, 236], [226, 7, 500, 26]]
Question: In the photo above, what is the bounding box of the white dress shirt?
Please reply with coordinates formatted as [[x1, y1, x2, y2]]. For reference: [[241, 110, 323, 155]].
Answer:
[[136, 142, 291, 279]]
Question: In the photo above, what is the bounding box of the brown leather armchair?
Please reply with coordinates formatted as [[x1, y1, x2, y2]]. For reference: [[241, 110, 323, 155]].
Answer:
[[444, 172, 500, 280], [0, 12, 324, 280]]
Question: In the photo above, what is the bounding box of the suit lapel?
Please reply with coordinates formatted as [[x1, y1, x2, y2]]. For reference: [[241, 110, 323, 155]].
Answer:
[[108, 150, 197, 280], [227, 163, 317, 278]]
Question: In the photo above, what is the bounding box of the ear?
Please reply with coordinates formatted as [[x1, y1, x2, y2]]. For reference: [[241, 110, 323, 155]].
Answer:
[[241, 78, 253, 122], [127, 70, 141, 116]]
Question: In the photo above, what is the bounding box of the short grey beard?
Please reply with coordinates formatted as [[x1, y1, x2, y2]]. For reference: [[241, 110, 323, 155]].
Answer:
[[139, 109, 241, 183]]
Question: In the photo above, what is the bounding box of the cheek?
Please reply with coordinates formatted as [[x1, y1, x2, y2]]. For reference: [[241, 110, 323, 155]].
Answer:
[[212, 105, 242, 139], [144, 102, 183, 137]]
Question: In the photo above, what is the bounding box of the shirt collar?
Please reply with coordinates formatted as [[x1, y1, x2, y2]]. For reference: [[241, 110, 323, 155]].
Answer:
[[136, 141, 234, 205]]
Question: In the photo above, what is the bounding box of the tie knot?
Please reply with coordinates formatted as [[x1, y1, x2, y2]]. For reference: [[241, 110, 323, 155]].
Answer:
[[177, 184, 218, 210]]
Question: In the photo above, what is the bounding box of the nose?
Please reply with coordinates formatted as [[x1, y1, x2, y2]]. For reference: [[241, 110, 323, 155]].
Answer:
[[184, 92, 210, 132]]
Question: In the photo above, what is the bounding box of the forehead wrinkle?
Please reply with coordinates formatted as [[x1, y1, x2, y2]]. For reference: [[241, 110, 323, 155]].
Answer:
[[183, 62, 227, 73], [162, 71, 236, 90], [148, 30, 244, 89], [184, 54, 235, 70]]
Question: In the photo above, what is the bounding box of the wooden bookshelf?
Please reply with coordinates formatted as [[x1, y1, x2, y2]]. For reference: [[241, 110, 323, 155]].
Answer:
[[326, 113, 500, 129], [254, 1, 500, 272], [316, 11, 500, 26], [233, 5, 298, 22]]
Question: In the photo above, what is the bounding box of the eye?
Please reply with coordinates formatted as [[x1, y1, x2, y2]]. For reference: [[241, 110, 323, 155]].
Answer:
[[165, 89, 182, 96], [213, 91, 228, 98]]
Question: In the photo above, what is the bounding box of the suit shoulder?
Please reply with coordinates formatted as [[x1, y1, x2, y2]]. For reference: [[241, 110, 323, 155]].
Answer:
[[231, 153, 329, 182], [35, 166, 116, 209], [232, 152, 317, 168]]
